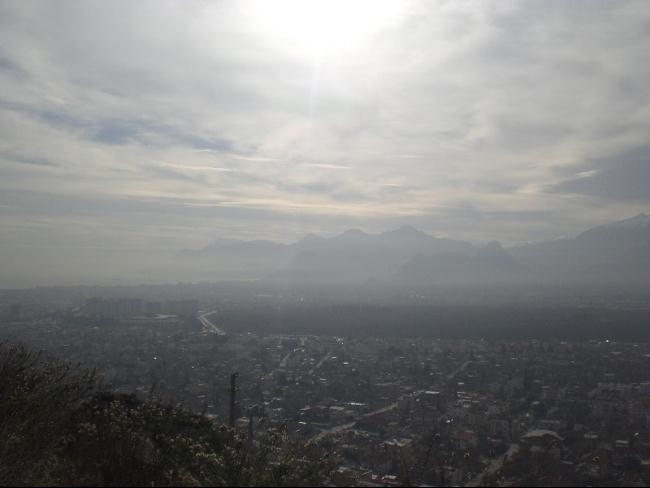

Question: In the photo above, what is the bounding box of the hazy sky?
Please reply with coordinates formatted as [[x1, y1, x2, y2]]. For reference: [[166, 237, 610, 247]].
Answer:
[[1, 0, 650, 266]]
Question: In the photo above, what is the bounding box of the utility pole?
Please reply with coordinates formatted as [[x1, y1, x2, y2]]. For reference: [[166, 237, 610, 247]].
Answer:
[[246, 408, 254, 448], [229, 372, 239, 428]]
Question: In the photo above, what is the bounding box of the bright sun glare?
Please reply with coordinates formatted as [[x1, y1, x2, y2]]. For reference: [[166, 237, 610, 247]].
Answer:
[[246, 0, 404, 58]]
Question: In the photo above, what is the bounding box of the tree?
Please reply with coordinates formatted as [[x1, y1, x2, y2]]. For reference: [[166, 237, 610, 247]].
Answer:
[[0, 342, 333, 486]]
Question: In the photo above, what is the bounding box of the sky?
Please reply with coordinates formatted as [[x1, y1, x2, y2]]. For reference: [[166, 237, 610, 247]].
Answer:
[[1, 0, 650, 285]]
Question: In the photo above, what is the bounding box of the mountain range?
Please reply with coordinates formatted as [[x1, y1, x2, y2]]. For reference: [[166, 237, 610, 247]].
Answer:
[[174, 214, 650, 286]]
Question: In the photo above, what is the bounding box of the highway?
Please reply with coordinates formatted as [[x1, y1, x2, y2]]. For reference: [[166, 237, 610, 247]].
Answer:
[[198, 310, 226, 336]]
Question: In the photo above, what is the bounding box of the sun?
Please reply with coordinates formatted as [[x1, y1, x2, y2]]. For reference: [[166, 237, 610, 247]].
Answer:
[[243, 0, 404, 59]]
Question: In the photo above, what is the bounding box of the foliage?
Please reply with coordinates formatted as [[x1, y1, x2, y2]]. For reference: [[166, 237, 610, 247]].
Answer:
[[0, 342, 332, 486], [0, 342, 95, 485]]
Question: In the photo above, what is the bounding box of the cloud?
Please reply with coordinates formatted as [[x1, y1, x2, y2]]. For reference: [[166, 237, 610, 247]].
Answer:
[[0, 151, 56, 167], [230, 155, 280, 162], [155, 163, 236, 172], [1, 0, 650, 284], [302, 163, 351, 170], [397, 154, 425, 159], [548, 146, 650, 201], [0, 56, 29, 79]]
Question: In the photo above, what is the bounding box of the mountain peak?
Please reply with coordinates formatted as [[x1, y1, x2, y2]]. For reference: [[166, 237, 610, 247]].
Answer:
[[484, 240, 504, 250], [397, 224, 418, 232], [615, 213, 649, 224], [296, 233, 324, 246], [342, 228, 366, 236], [590, 213, 650, 233], [477, 240, 509, 258], [395, 224, 423, 235], [335, 229, 368, 241], [381, 224, 430, 240]]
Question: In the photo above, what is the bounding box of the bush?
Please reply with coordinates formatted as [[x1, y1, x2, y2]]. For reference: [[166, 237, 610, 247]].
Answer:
[[0, 342, 331, 486], [0, 342, 95, 485]]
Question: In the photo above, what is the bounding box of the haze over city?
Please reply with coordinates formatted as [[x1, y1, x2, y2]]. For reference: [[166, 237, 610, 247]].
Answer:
[[2, 3, 650, 487]]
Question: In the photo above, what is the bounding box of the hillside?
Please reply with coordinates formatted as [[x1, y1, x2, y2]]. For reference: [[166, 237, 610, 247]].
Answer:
[[0, 342, 330, 487]]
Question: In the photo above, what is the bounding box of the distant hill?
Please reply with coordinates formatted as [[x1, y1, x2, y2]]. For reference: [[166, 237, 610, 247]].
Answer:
[[510, 213, 650, 284], [174, 214, 650, 286], [275, 225, 473, 284], [398, 240, 528, 285], [176, 225, 473, 284], [175, 238, 293, 280]]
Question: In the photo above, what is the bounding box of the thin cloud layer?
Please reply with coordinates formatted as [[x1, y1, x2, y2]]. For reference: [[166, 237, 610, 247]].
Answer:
[[1, 0, 650, 285], [549, 146, 650, 202]]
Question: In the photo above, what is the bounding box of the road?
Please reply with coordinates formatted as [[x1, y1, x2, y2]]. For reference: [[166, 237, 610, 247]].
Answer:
[[306, 391, 423, 446], [198, 310, 226, 336], [307, 420, 358, 445], [279, 350, 292, 369], [466, 443, 519, 487], [308, 351, 331, 375], [446, 360, 471, 383]]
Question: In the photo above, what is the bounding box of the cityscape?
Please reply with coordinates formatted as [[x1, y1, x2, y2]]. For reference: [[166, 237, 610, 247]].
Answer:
[[2, 0, 650, 486], [2, 284, 649, 486]]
